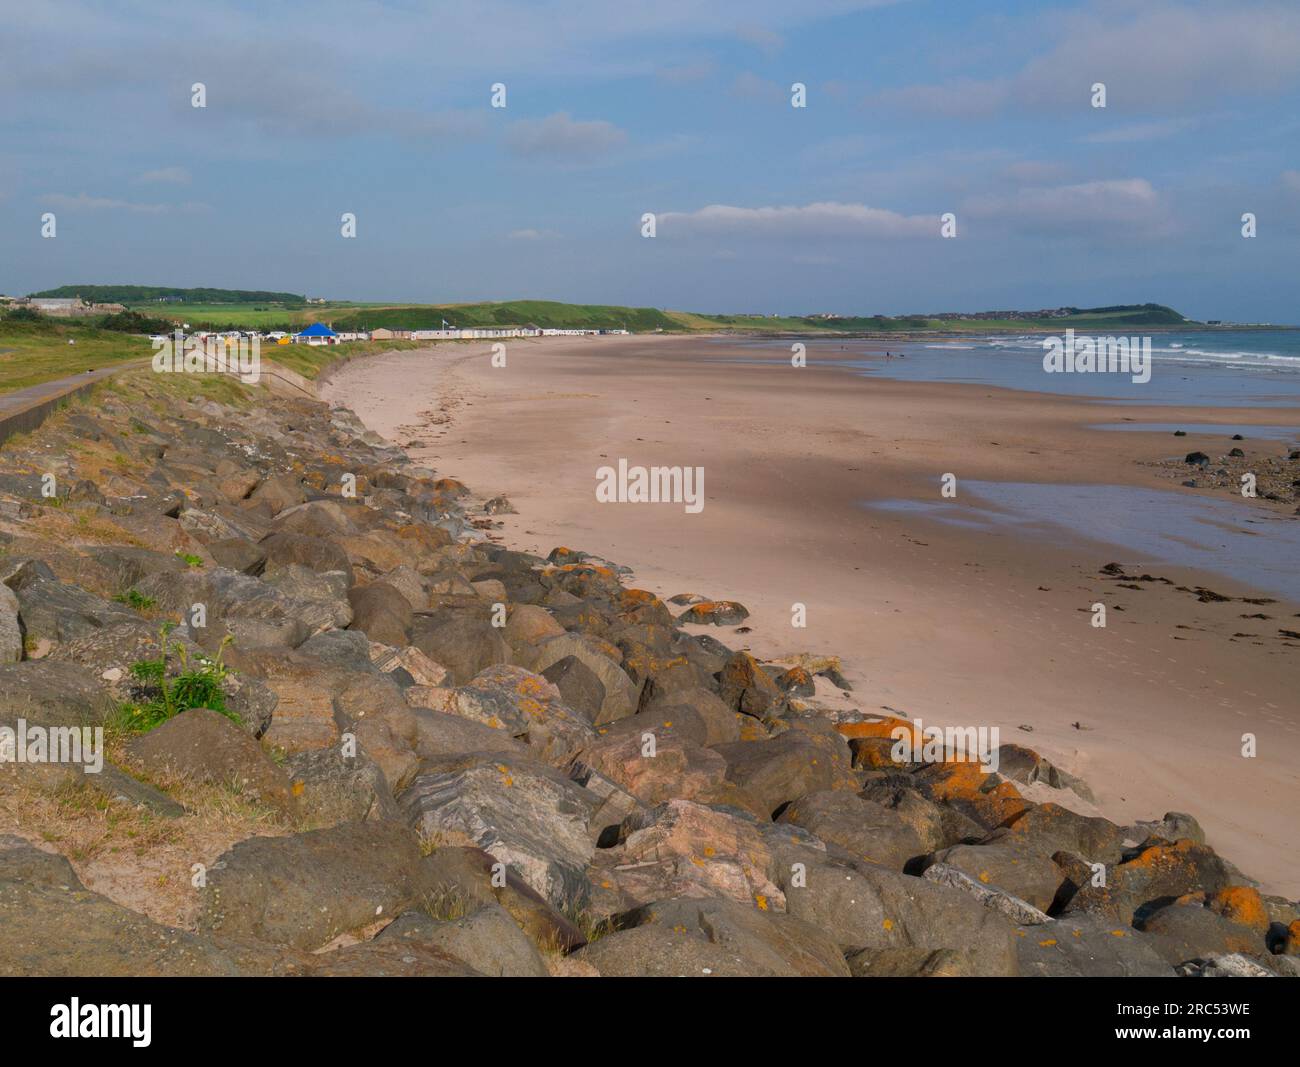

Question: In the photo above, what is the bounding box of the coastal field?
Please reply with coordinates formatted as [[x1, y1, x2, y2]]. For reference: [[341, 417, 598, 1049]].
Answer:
[[324, 334, 1300, 895]]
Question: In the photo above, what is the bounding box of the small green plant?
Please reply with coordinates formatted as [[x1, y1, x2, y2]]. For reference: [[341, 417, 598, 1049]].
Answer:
[[118, 623, 239, 732], [112, 588, 156, 611], [175, 551, 204, 568]]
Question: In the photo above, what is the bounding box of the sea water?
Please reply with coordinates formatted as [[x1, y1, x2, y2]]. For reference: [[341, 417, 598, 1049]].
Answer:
[[866, 481, 1300, 603]]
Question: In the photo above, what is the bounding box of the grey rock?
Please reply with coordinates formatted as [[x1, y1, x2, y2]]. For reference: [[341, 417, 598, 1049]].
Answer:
[[922, 862, 1053, 924], [400, 755, 597, 912]]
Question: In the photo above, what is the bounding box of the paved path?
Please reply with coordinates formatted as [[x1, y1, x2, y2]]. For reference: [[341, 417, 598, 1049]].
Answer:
[[0, 359, 149, 411]]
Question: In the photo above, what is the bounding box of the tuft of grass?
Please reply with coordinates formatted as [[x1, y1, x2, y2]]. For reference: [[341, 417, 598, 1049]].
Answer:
[[420, 886, 477, 923], [112, 588, 156, 611], [174, 551, 203, 568]]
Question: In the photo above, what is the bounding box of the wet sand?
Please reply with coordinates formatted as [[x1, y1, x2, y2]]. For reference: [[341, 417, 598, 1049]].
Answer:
[[322, 334, 1300, 894]]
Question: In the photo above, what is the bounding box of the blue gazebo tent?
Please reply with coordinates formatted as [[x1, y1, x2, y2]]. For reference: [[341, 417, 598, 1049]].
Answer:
[[294, 322, 339, 345]]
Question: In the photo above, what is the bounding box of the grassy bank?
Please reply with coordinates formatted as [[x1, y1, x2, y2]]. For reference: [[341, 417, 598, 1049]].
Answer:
[[0, 318, 149, 391]]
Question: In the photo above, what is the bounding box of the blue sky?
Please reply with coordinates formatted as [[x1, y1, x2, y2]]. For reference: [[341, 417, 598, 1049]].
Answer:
[[3, 0, 1298, 321]]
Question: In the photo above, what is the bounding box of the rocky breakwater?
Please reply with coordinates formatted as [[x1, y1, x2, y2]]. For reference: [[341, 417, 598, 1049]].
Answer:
[[0, 365, 1295, 977]]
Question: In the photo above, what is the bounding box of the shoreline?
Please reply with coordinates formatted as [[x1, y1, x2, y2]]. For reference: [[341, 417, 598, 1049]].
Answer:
[[322, 334, 1300, 894]]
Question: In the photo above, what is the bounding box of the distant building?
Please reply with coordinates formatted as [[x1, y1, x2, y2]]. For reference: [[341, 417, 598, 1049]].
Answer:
[[31, 297, 83, 314], [25, 297, 125, 316]]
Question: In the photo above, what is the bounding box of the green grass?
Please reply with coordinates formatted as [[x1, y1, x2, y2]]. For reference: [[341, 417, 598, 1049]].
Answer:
[[112, 588, 157, 611], [266, 337, 427, 379], [99, 298, 683, 333], [0, 316, 148, 390], [114, 625, 240, 733]]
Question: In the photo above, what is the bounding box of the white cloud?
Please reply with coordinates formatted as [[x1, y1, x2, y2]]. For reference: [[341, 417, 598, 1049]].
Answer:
[[964, 178, 1168, 235], [658, 201, 937, 239], [875, 3, 1300, 118], [1079, 118, 1195, 144], [39, 192, 209, 214], [875, 78, 1010, 119], [505, 112, 627, 159], [135, 166, 192, 184], [729, 72, 785, 102], [1001, 160, 1069, 184], [736, 24, 784, 55], [657, 59, 715, 85]]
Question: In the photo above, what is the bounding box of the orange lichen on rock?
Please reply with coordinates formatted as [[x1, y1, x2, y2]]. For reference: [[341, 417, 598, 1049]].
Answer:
[[1282, 919, 1300, 956], [835, 716, 918, 745], [1206, 886, 1270, 932], [915, 760, 1030, 828]]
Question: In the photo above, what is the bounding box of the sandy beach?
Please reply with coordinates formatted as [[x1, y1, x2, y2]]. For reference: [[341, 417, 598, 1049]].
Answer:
[[322, 334, 1300, 895]]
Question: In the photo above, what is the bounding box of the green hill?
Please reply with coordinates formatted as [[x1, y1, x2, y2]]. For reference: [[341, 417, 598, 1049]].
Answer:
[[17, 288, 1191, 334], [678, 303, 1189, 333], [31, 284, 306, 305], [327, 300, 681, 333]]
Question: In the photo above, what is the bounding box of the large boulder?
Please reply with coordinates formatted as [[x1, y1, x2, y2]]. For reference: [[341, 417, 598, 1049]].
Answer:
[[249, 473, 307, 515], [420, 845, 584, 953], [1135, 897, 1270, 966], [0, 584, 20, 663], [0, 839, 253, 976], [375, 902, 548, 977], [259, 531, 354, 584], [1062, 839, 1234, 923], [569, 728, 729, 807], [593, 799, 784, 913], [717, 651, 785, 720], [1016, 915, 1173, 977], [759, 828, 1020, 974], [348, 581, 413, 647], [778, 790, 926, 871], [411, 614, 511, 686], [712, 728, 856, 818], [400, 755, 598, 912], [126, 708, 297, 814], [354, 700, 526, 790], [612, 897, 849, 977], [514, 631, 638, 725], [199, 820, 426, 950], [999, 802, 1127, 865], [921, 862, 1052, 925], [5, 562, 137, 646], [449, 664, 596, 765], [503, 604, 564, 649], [284, 747, 398, 824], [924, 837, 1064, 913], [0, 661, 114, 729]]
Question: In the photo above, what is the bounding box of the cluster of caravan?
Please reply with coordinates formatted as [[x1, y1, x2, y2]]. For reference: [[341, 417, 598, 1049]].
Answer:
[[367, 325, 623, 342], [148, 324, 628, 348]]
